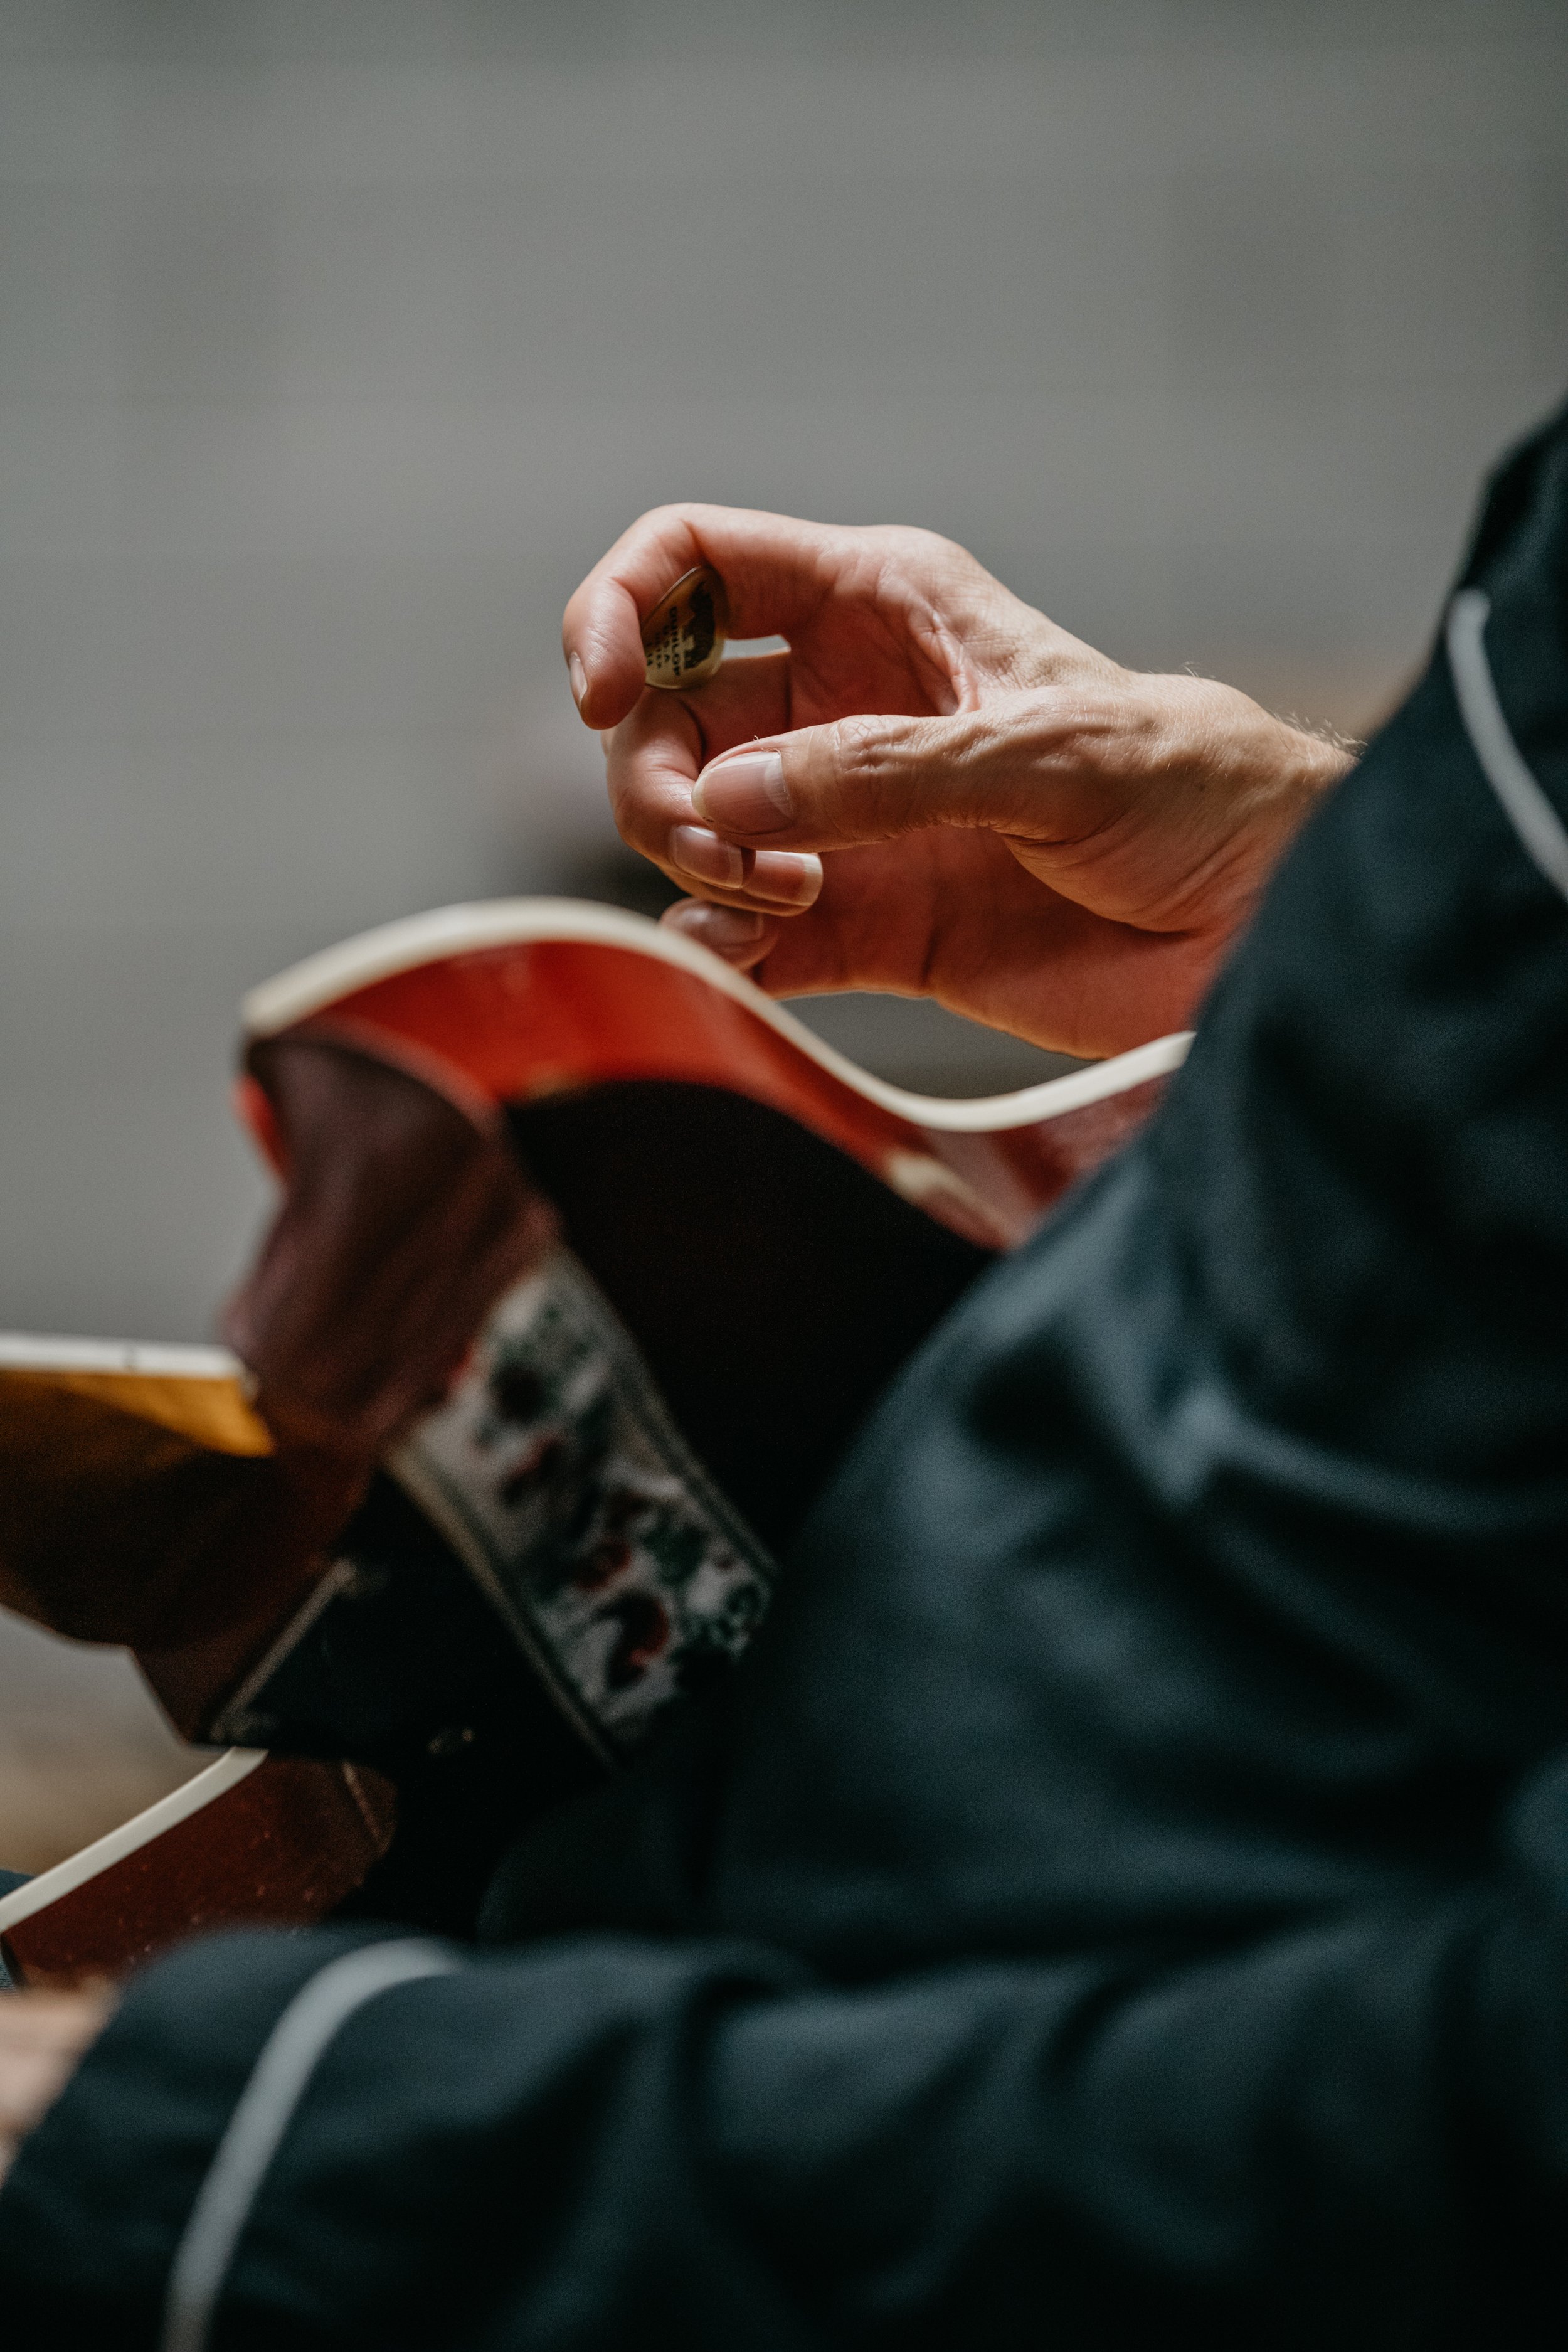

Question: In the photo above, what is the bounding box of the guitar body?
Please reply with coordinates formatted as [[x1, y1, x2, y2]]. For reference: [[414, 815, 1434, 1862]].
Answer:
[[0, 900, 1188, 1970]]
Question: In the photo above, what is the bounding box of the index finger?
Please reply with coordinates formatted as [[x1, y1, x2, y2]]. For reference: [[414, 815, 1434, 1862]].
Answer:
[[562, 503, 844, 730]]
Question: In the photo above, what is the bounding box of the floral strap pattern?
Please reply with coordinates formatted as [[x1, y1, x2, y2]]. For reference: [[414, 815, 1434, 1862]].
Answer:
[[391, 1250, 776, 1761]]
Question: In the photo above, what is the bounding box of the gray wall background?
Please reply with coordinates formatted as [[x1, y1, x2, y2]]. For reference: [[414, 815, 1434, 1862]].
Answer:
[[1, 0, 1565, 1859]]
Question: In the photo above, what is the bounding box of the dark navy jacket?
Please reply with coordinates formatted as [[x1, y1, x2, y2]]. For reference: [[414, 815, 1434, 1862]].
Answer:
[[4, 408, 1567, 2348]]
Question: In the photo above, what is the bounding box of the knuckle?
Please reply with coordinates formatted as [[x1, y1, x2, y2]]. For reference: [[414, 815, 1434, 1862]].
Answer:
[[636, 501, 691, 531], [820, 715, 924, 834], [871, 523, 987, 583], [826, 713, 900, 789], [631, 501, 711, 551]]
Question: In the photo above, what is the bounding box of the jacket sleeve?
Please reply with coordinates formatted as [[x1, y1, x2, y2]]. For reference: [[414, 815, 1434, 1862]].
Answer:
[[3, 1876, 1568, 2351]]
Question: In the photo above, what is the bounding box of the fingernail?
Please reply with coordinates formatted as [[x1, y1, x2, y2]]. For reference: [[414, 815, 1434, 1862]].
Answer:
[[692, 749, 792, 833], [669, 824, 744, 887], [663, 902, 767, 957], [568, 652, 588, 710], [747, 849, 822, 907]]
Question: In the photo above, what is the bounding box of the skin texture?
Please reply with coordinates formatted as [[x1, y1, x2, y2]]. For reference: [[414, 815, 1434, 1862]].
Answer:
[[564, 506, 1355, 1058]]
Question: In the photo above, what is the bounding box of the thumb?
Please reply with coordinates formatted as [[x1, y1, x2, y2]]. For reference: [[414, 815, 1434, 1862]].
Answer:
[[691, 709, 999, 851]]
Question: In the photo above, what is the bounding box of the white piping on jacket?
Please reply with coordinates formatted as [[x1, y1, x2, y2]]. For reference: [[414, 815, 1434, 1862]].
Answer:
[[160, 1940, 458, 2352], [1446, 587, 1568, 907]]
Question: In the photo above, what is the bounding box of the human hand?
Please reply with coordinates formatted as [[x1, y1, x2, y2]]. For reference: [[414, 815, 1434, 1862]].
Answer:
[[564, 507, 1353, 1057], [0, 1985, 113, 2188]]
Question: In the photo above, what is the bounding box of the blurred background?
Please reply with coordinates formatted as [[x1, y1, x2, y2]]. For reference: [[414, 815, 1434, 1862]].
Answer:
[[3, 0, 1566, 1867]]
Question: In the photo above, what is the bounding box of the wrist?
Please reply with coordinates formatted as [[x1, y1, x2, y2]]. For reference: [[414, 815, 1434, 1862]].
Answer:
[[1281, 717, 1360, 800], [1250, 719, 1359, 864]]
